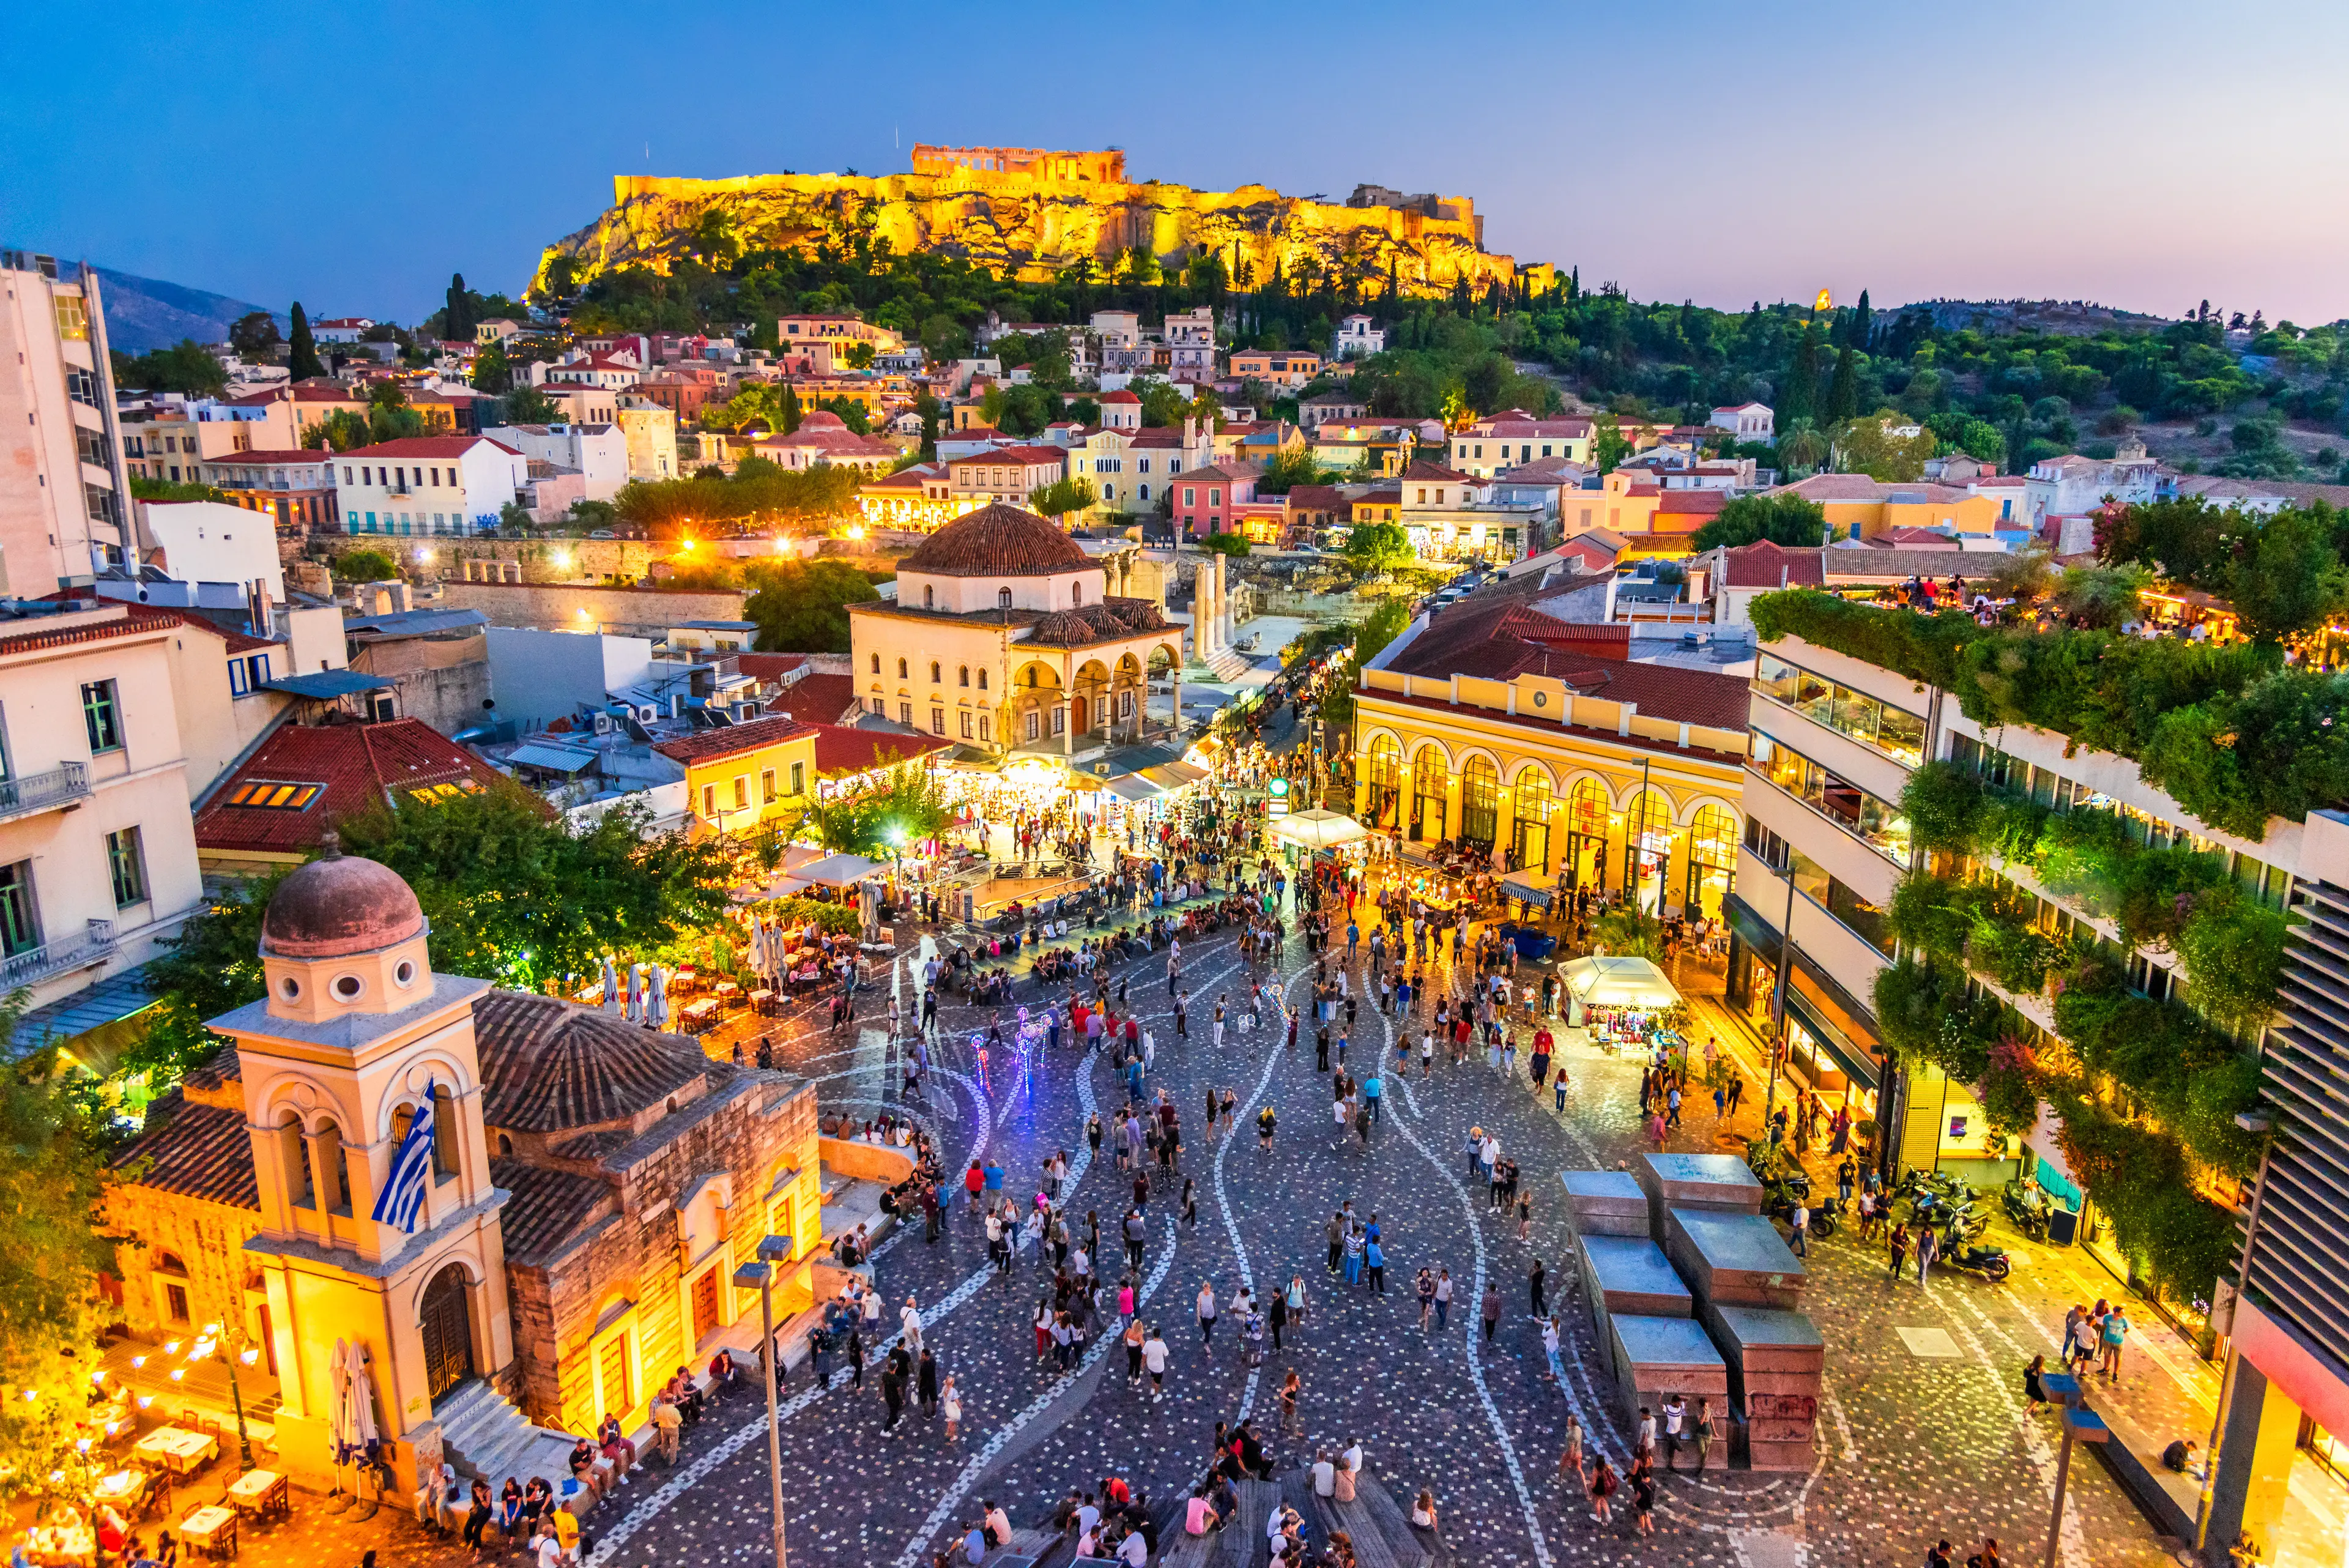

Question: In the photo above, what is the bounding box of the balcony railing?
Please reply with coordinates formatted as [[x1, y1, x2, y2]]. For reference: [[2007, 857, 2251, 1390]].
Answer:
[[0, 762, 91, 822], [0, 918, 116, 987]]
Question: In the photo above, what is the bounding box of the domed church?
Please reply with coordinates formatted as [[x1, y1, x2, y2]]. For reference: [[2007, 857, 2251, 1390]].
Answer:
[[106, 844, 822, 1482]]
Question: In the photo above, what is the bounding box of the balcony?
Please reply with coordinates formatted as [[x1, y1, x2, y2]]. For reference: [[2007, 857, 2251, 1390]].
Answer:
[[0, 918, 116, 988], [0, 762, 91, 823]]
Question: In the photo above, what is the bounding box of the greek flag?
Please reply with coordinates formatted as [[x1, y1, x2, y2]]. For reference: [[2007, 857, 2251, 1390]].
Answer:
[[371, 1079, 436, 1233]]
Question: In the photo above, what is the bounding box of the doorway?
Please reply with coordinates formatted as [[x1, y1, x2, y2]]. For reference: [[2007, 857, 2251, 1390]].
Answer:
[[418, 1263, 476, 1405], [690, 1268, 721, 1347]]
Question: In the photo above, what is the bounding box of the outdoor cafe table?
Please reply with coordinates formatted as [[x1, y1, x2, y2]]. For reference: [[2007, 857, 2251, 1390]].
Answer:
[[133, 1426, 218, 1477], [180, 1503, 238, 1559], [680, 998, 720, 1032], [751, 989, 776, 1016], [92, 1468, 152, 1514], [225, 1468, 288, 1520], [713, 981, 741, 1006]]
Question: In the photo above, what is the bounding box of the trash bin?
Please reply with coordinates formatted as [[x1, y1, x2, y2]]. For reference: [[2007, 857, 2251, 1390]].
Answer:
[[2045, 1205, 2079, 1247]]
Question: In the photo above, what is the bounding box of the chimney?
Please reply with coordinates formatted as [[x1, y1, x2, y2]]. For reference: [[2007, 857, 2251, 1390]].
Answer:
[[1617, 702, 1636, 737]]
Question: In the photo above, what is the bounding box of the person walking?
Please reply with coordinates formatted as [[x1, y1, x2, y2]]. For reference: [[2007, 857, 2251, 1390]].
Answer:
[[1142, 1325, 1170, 1402], [1364, 1234, 1386, 1295], [1587, 1457, 1618, 1523], [1693, 1398, 1718, 1471], [1123, 1317, 1146, 1386], [1197, 1280, 1219, 1359], [1559, 1413, 1586, 1485], [2100, 1305, 2131, 1381], [1278, 1369, 1302, 1433], [1542, 1316, 1565, 1384], [1789, 1200, 1810, 1258], [1434, 1269, 1453, 1331], [941, 1374, 962, 1443], [1916, 1223, 1939, 1289], [1416, 1268, 1436, 1329], [1888, 1221, 1911, 1283], [1529, 1257, 1548, 1317], [1480, 1282, 1502, 1343]]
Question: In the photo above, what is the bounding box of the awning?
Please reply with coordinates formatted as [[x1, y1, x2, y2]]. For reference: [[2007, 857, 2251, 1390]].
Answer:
[[264, 670, 394, 699], [1268, 809, 1370, 850], [1499, 874, 1555, 909], [506, 743, 597, 774], [784, 853, 881, 888], [1558, 954, 1681, 1009], [1108, 776, 1163, 802], [1140, 763, 1207, 792]]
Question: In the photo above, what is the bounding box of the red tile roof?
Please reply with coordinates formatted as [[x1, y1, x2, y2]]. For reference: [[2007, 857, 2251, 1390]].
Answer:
[[765, 672, 857, 724], [338, 436, 520, 459], [734, 653, 807, 682], [1402, 461, 1474, 483], [1655, 490, 1729, 515], [112, 1094, 259, 1210], [200, 450, 332, 468], [1098, 390, 1142, 404], [1716, 540, 1827, 590], [194, 718, 510, 853], [946, 445, 1067, 470], [804, 724, 951, 775], [651, 715, 816, 767], [897, 502, 1088, 576]]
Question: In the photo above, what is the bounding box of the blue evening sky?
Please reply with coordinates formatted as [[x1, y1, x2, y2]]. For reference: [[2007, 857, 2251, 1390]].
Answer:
[[7, 1, 2345, 326]]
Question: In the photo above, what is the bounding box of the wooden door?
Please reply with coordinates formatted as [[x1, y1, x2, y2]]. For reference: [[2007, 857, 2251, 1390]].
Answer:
[[691, 1268, 721, 1347], [419, 1264, 475, 1403]]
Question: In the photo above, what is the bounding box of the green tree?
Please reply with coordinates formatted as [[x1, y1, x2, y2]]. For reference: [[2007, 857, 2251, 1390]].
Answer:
[[287, 302, 325, 380], [1200, 532, 1250, 557], [806, 765, 952, 855], [1781, 319, 1820, 422], [473, 343, 513, 395], [0, 1046, 127, 1498], [1135, 378, 1190, 429], [229, 310, 281, 359], [369, 404, 427, 444], [330, 548, 400, 581], [305, 408, 373, 451], [330, 788, 736, 990], [503, 385, 559, 424], [112, 340, 226, 396], [1027, 476, 1097, 522], [1462, 353, 1510, 417], [1318, 596, 1412, 729], [1833, 413, 1935, 481], [1253, 446, 1329, 495], [2052, 562, 2154, 629], [1341, 520, 1415, 571], [129, 475, 228, 503], [1690, 492, 1830, 552], [443, 272, 475, 343], [743, 559, 883, 651], [1592, 422, 1633, 475], [1822, 344, 1858, 422], [2232, 508, 2348, 645]]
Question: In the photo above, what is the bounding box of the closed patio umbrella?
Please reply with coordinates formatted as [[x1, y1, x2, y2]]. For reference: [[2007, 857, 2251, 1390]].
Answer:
[[601, 955, 620, 1014], [626, 964, 646, 1024], [647, 965, 670, 1030]]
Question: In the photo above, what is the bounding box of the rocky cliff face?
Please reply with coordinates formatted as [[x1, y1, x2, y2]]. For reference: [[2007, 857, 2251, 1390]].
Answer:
[[538, 170, 1545, 297]]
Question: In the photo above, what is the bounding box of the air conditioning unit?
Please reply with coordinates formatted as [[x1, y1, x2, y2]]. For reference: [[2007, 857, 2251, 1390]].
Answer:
[[735, 702, 758, 723], [592, 712, 614, 736], [636, 704, 660, 724], [669, 694, 686, 718]]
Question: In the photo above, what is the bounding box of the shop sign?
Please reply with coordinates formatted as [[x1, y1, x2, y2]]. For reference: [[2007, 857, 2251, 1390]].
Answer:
[[1269, 778, 1290, 818]]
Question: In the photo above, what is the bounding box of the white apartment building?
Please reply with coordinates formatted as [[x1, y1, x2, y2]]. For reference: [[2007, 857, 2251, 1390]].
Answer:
[[1449, 412, 1595, 476], [0, 251, 135, 590], [332, 435, 530, 537], [483, 422, 629, 501], [0, 600, 205, 1015], [1334, 314, 1386, 358], [1165, 307, 1216, 384]]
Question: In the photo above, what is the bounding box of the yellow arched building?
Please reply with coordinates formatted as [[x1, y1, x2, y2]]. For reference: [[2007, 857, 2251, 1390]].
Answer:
[[1349, 585, 1749, 919]]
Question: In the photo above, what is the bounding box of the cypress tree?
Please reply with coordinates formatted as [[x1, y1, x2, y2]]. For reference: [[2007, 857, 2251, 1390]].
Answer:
[[1783, 320, 1820, 423], [781, 385, 803, 434], [1852, 289, 1874, 351], [443, 272, 473, 342], [1569, 265, 1580, 301], [1824, 344, 1858, 423], [288, 302, 324, 381]]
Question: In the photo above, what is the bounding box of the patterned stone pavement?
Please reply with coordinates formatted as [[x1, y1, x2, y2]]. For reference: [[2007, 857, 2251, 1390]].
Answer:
[[194, 843, 2204, 1568]]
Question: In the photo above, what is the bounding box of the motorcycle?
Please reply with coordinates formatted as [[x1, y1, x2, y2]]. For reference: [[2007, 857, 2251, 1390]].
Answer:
[[1932, 1228, 2011, 1282], [1761, 1183, 1839, 1239], [2003, 1178, 2051, 1242]]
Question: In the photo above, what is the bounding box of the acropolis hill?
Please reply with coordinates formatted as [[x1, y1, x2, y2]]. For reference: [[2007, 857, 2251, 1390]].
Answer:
[[535, 144, 1549, 295]]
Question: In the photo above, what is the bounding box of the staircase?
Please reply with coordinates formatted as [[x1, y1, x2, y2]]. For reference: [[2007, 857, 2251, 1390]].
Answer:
[[1188, 647, 1253, 684], [432, 1380, 584, 1489]]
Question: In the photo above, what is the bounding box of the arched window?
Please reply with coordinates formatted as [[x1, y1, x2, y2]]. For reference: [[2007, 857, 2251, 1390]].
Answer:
[[1566, 778, 1612, 892], [1072, 581, 1084, 606], [276, 1112, 312, 1208], [312, 1117, 347, 1215], [922, 584, 934, 608], [1685, 803, 1739, 920], [870, 653, 880, 674], [1460, 756, 1501, 849], [998, 587, 1013, 611], [432, 1084, 459, 1179], [1512, 767, 1553, 871], [897, 658, 908, 678], [1624, 786, 1677, 915], [958, 666, 969, 686], [1409, 747, 1448, 842], [930, 661, 941, 683], [1350, 734, 1393, 825], [976, 669, 988, 691]]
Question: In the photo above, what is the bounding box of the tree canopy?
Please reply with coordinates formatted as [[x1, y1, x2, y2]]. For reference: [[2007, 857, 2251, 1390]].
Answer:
[[743, 559, 884, 651], [1341, 520, 1414, 571], [111, 340, 225, 397], [1690, 492, 1830, 552], [614, 462, 859, 535]]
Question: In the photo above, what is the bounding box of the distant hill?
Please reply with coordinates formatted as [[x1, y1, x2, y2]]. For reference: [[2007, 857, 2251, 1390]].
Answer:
[[1897, 299, 2175, 338], [92, 268, 288, 352]]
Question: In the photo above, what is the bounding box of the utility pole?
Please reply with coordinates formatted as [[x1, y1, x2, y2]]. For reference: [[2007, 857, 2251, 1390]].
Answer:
[[2194, 1110, 2278, 1553], [733, 1233, 798, 1568]]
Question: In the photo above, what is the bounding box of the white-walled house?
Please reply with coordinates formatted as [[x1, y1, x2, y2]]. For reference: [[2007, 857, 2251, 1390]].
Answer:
[[1709, 403, 1775, 442], [138, 500, 287, 599], [332, 436, 530, 537], [1334, 314, 1386, 358], [0, 600, 205, 1012], [483, 423, 629, 501]]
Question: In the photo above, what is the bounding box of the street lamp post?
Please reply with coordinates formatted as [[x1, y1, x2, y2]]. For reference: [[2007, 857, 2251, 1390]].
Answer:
[[732, 1232, 797, 1568], [2044, 1403, 2110, 1568], [184, 1326, 260, 1471], [2195, 1109, 2279, 1553]]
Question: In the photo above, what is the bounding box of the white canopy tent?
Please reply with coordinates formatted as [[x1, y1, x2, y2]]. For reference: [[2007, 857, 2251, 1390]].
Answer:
[[1267, 809, 1371, 852], [781, 852, 883, 891], [1558, 954, 1681, 1024]]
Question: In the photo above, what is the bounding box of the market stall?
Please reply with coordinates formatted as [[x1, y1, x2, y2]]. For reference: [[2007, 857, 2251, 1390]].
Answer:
[[1559, 953, 1683, 1039], [1267, 808, 1371, 854]]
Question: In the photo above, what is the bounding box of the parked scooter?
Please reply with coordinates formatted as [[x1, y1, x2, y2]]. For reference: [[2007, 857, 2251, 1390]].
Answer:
[[2002, 1178, 2051, 1242], [1933, 1225, 2012, 1282], [1762, 1181, 1840, 1239]]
